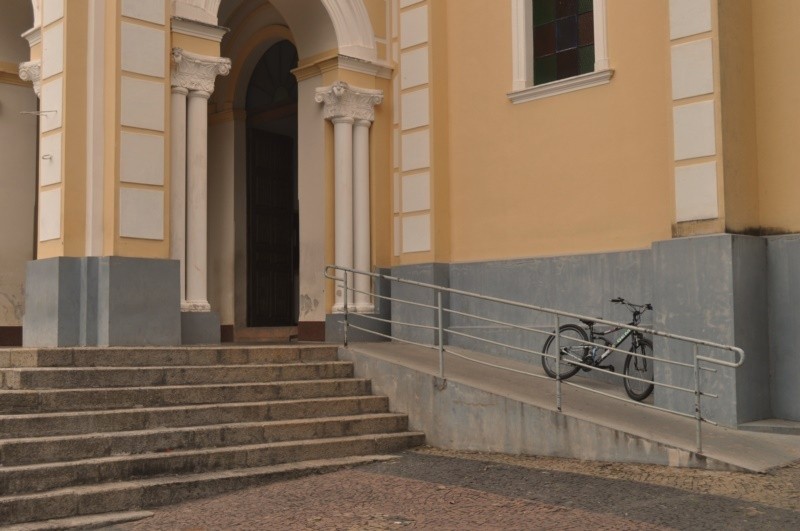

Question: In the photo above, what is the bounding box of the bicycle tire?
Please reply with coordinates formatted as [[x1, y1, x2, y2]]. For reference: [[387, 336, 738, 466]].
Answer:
[[541, 324, 587, 380], [623, 337, 654, 401]]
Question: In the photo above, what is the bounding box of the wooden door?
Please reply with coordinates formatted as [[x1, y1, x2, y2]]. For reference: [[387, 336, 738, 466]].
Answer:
[[247, 129, 297, 326]]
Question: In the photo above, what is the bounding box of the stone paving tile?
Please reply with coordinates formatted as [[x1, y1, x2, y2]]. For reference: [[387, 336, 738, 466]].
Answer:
[[111, 448, 800, 531]]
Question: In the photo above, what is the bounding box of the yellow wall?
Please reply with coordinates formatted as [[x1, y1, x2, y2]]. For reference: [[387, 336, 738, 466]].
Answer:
[[752, 0, 800, 233], [445, 0, 673, 262], [717, 0, 759, 233]]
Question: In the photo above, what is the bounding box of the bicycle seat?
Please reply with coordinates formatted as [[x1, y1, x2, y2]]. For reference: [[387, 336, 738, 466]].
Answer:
[[579, 318, 601, 327]]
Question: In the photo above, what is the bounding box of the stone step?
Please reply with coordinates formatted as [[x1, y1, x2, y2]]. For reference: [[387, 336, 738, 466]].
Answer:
[[0, 432, 426, 496], [0, 455, 399, 527], [0, 345, 338, 369], [0, 413, 409, 466], [4, 510, 155, 530], [0, 378, 372, 414], [0, 395, 390, 438], [0, 362, 354, 390]]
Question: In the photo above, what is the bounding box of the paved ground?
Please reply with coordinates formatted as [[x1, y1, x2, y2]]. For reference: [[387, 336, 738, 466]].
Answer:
[[108, 447, 800, 530]]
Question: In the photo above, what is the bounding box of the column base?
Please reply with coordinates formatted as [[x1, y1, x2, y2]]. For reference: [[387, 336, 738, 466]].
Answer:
[[23, 257, 181, 347], [354, 302, 375, 314], [181, 311, 221, 345]]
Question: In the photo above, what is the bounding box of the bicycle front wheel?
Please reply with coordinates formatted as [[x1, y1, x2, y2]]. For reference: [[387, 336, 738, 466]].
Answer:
[[623, 338, 654, 401], [541, 324, 587, 380]]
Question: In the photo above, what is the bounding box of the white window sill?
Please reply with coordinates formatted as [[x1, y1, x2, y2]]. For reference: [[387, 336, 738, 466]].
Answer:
[[507, 69, 614, 104]]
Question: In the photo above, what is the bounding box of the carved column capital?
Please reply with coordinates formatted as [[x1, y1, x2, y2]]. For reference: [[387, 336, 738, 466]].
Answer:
[[171, 47, 231, 94], [18, 61, 42, 97], [315, 81, 383, 122]]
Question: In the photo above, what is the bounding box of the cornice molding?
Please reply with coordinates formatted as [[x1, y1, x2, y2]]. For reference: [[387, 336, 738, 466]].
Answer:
[[314, 81, 383, 122], [22, 27, 41, 48], [171, 17, 229, 43], [171, 48, 231, 94], [18, 61, 42, 97], [294, 55, 392, 83]]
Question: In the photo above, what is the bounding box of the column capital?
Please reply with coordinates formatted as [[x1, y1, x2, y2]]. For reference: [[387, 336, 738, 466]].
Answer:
[[315, 81, 384, 123], [18, 60, 42, 97], [171, 47, 231, 95]]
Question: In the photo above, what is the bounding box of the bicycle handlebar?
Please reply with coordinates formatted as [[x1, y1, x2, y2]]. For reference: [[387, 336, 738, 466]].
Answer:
[[610, 297, 653, 311]]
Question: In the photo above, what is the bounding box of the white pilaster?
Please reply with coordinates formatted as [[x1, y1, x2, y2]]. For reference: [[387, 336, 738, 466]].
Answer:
[[170, 86, 188, 302], [353, 118, 373, 313], [315, 81, 383, 314], [171, 48, 230, 313]]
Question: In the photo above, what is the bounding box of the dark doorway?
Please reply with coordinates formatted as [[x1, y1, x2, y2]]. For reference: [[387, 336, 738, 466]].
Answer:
[[246, 40, 299, 327]]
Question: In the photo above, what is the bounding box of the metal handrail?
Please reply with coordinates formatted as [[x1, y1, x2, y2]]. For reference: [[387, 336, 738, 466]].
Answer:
[[324, 264, 746, 454]]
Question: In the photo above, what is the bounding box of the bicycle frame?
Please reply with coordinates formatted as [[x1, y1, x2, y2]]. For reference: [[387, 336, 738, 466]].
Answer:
[[588, 324, 642, 365]]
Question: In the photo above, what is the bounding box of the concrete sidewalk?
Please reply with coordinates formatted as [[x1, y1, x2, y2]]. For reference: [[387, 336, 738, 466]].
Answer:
[[342, 342, 800, 472]]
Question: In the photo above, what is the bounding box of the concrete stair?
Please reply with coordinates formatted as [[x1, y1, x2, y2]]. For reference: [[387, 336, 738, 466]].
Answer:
[[0, 345, 424, 527]]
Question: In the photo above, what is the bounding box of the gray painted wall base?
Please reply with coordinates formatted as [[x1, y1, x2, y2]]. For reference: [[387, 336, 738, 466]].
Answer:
[[325, 313, 390, 343], [23, 257, 180, 347], [766, 235, 800, 421], [445, 251, 652, 384], [388, 234, 793, 428], [653, 235, 770, 427], [181, 311, 221, 345], [390, 263, 449, 345]]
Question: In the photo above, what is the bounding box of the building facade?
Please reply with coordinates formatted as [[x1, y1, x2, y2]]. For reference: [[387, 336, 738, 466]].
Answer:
[[0, 0, 798, 427]]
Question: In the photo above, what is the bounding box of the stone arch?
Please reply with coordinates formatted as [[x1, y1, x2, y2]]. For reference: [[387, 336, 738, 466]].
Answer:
[[218, 24, 295, 110], [173, 0, 377, 62], [29, 0, 40, 27]]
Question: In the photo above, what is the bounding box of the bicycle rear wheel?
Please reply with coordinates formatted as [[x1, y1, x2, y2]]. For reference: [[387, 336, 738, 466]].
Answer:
[[541, 324, 587, 380], [623, 338, 654, 401]]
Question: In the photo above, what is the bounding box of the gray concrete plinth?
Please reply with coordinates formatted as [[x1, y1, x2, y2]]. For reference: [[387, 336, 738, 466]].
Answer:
[[182, 311, 221, 345], [766, 235, 800, 421], [652, 234, 771, 427], [23, 257, 181, 347], [326, 313, 390, 344]]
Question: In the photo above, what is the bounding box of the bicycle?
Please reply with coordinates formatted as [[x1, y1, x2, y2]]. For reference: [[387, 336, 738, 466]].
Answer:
[[540, 298, 655, 401]]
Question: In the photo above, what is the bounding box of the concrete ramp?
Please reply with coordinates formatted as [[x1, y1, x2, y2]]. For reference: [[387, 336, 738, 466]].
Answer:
[[340, 342, 800, 473]]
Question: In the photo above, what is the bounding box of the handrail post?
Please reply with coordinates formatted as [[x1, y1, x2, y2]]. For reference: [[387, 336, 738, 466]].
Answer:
[[555, 314, 562, 413], [693, 344, 702, 454], [437, 291, 444, 378], [343, 270, 349, 347]]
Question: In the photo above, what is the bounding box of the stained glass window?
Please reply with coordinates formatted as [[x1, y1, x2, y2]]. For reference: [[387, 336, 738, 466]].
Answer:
[[532, 0, 595, 85]]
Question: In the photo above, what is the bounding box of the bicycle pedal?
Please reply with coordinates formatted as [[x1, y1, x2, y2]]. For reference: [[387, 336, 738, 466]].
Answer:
[[599, 365, 615, 372]]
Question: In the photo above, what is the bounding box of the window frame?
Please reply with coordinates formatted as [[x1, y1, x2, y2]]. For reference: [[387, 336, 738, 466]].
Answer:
[[509, 0, 612, 104]]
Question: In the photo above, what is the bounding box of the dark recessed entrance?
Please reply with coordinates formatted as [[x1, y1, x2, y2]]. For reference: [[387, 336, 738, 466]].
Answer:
[[246, 40, 299, 327]]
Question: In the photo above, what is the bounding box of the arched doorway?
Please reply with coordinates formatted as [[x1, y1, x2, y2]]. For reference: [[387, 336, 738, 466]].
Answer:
[[206, 0, 382, 341], [0, 0, 36, 345], [245, 40, 299, 327]]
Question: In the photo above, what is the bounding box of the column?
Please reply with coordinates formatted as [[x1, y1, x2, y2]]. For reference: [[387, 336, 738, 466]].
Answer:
[[171, 48, 230, 313], [315, 82, 383, 314], [186, 89, 210, 311], [170, 86, 188, 302], [332, 116, 355, 312], [353, 119, 373, 313]]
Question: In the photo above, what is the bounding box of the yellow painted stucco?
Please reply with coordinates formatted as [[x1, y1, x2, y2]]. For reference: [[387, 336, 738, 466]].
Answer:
[[717, 0, 759, 233], [752, 0, 800, 233], [445, 0, 673, 262], [171, 32, 220, 57]]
